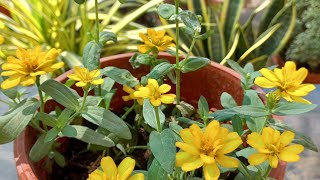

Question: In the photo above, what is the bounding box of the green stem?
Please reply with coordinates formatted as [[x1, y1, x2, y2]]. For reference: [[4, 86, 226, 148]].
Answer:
[[264, 165, 273, 178], [80, 88, 89, 111], [94, 0, 100, 43], [121, 102, 136, 120], [175, 0, 181, 105], [36, 76, 48, 131], [184, 33, 197, 61], [154, 106, 162, 132], [30, 119, 46, 134]]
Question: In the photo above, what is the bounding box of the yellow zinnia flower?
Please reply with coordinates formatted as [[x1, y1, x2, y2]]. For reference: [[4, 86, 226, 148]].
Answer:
[[254, 61, 315, 104], [176, 120, 242, 180], [87, 156, 144, 180], [67, 66, 104, 87], [122, 85, 144, 105], [0, 46, 63, 89], [247, 127, 304, 168], [133, 79, 176, 107], [0, 34, 4, 45], [138, 28, 175, 53]]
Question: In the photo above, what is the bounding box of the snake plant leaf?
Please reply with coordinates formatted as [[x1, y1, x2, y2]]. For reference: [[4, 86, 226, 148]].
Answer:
[[0, 98, 39, 144], [257, 2, 296, 56], [258, 0, 286, 36], [83, 40, 103, 71], [221, 0, 245, 49], [208, 8, 226, 61], [235, 28, 252, 65]]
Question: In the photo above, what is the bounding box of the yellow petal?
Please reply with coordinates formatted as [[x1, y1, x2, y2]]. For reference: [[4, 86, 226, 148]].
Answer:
[[203, 163, 220, 180], [139, 32, 150, 43], [215, 155, 239, 168], [247, 132, 266, 149], [254, 77, 276, 88], [160, 94, 175, 104], [89, 69, 100, 78], [1, 71, 17, 76], [248, 153, 268, 166], [293, 67, 308, 85], [1, 76, 21, 89], [49, 62, 64, 71], [262, 127, 274, 145], [204, 120, 220, 140], [176, 142, 200, 155], [282, 144, 304, 154], [133, 87, 150, 98], [138, 45, 150, 53], [181, 157, 203, 172], [200, 154, 215, 164], [148, 79, 159, 89], [123, 85, 135, 94], [269, 155, 279, 168], [287, 84, 315, 97], [101, 156, 117, 179], [180, 129, 195, 145], [259, 68, 279, 82], [176, 152, 199, 167], [158, 84, 171, 93], [76, 81, 87, 87], [118, 157, 135, 180], [274, 68, 283, 82], [91, 79, 104, 85], [20, 76, 36, 86], [279, 131, 294, 146], [87, 169, 104, 180], [218, 132, 242, 154], [122, 96, 132, 102], [281, 91, 293, 102], [291, 96, 312, 104], [127, 173, 144, 180], [279, 150, 301, 162], [189, 124, 203, 140], [67, 74, 81, 81], [137, 99, 144, 105], [150, 98, 161, 107], [283, 61, 296, 74], [30, 71, 47, 77]]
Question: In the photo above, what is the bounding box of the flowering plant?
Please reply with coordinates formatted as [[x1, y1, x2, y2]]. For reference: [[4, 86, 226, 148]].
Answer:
[[0, 1, 318, 180]]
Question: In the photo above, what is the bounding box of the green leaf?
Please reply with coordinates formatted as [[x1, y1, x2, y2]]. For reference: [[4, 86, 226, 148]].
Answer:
[[268, 119, 318, 152], [176, 117, 204, 127], [233, 105, 269, 117], [35, 112, 56, 127], [246, 116, 267, 133], [83, 41, 102, 71], [146, 62, 175, 80], [227, 60, 246, 76], [237, 161, 252, 180], [221, 92, 238, 109], [272, 102, 317, 115], [198, 96, 209, 119], [44, 128, 60, 142], [142, 100, 165, 130], [169, 122, 183, 141], [99, 31, 117, 45], [258, 0, 285, 35], [242, 90, 264, 107], [61, 125, 77, 137], [236, 147, 257, 159], [29, 133, 54, 162], [103, 66, 139, 88], [63, 125, 115, 147], [149, 129, 176, 173], [129, 53, 153, 69], [179, 57, 210, 73], [0, 98, 39, 144], [53, 151, 66, 167], [222, 0, 245, 47], [0, 76, 18, 99], [208, 109, 236, 121], [148, 159, 168, 180], [176, 101, 195, 117], [158, 4, 176, 20], [179, 10, 201, 32], [231, 115, 243, 136], [56, 108, 74, 129], [82, 106, 132, 140], [78, 96, 103, 108], [40, 80, 79, 111]]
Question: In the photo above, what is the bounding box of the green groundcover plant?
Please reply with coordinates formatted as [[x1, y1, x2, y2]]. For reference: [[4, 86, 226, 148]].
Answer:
[[0, 0, 318, 179]]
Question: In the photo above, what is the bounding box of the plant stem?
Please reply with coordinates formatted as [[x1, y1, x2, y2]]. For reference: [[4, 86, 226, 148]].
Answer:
[[175, 0, 181, 105], [121, 102, 136, 120], [154, 106, 162, 132], [36, 76, 48, 131], [264, 165, 273, 178], [94, 0, 100, 43]]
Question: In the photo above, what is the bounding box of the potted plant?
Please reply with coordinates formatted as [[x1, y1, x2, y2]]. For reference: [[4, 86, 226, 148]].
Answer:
[[272, 0, 320, 83], [0, 0, 318, 179]]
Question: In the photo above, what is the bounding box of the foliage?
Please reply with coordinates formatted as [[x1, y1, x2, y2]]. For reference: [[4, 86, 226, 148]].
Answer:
[[285, 0, 320, 71]]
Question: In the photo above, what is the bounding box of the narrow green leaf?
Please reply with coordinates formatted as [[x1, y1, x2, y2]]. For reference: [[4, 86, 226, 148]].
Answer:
[[176, 117, 204, 127], [53, 151, 66, 167], [149, 129, 176, 173], [148, 159, 168, 180], [246, 116, 267, 133], [142, 100, 165, 130], [179, 57, 210, 73], [233, 106, 269, 117], [236, 147, 257, 159], [82, 106, 132, 139], [0, 98, 39, 144], [146, 62, 175, 80], [99, 31, 117, 45], [242, 90, 264, 107], [227, 60, 246, 76], [129, 53, 153, 69], [179, 10, 201, 32], [29, 133, 54, 162], [78, 96, 103, 108], [45, 128, 60, 142], [103, 66, 139, 87], [198, 96, 209, 119], [40, 80, 79, 111], [272, 102, 317, 115], [35, 112, 56, 127], [63, 125, 115, 147], [56, 108, 74, 129], [83, 41, 102, 71], [231, 115, 243, 136]]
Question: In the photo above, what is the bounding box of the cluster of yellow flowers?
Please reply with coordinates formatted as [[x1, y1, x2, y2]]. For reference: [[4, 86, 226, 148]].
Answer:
[[175, 121, 304, 180], [123, 79, 176, 107]]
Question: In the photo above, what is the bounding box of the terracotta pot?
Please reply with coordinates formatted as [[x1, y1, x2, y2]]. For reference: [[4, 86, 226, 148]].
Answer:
[[14, 53, 286, 180], [272, 55, 320, 84]]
